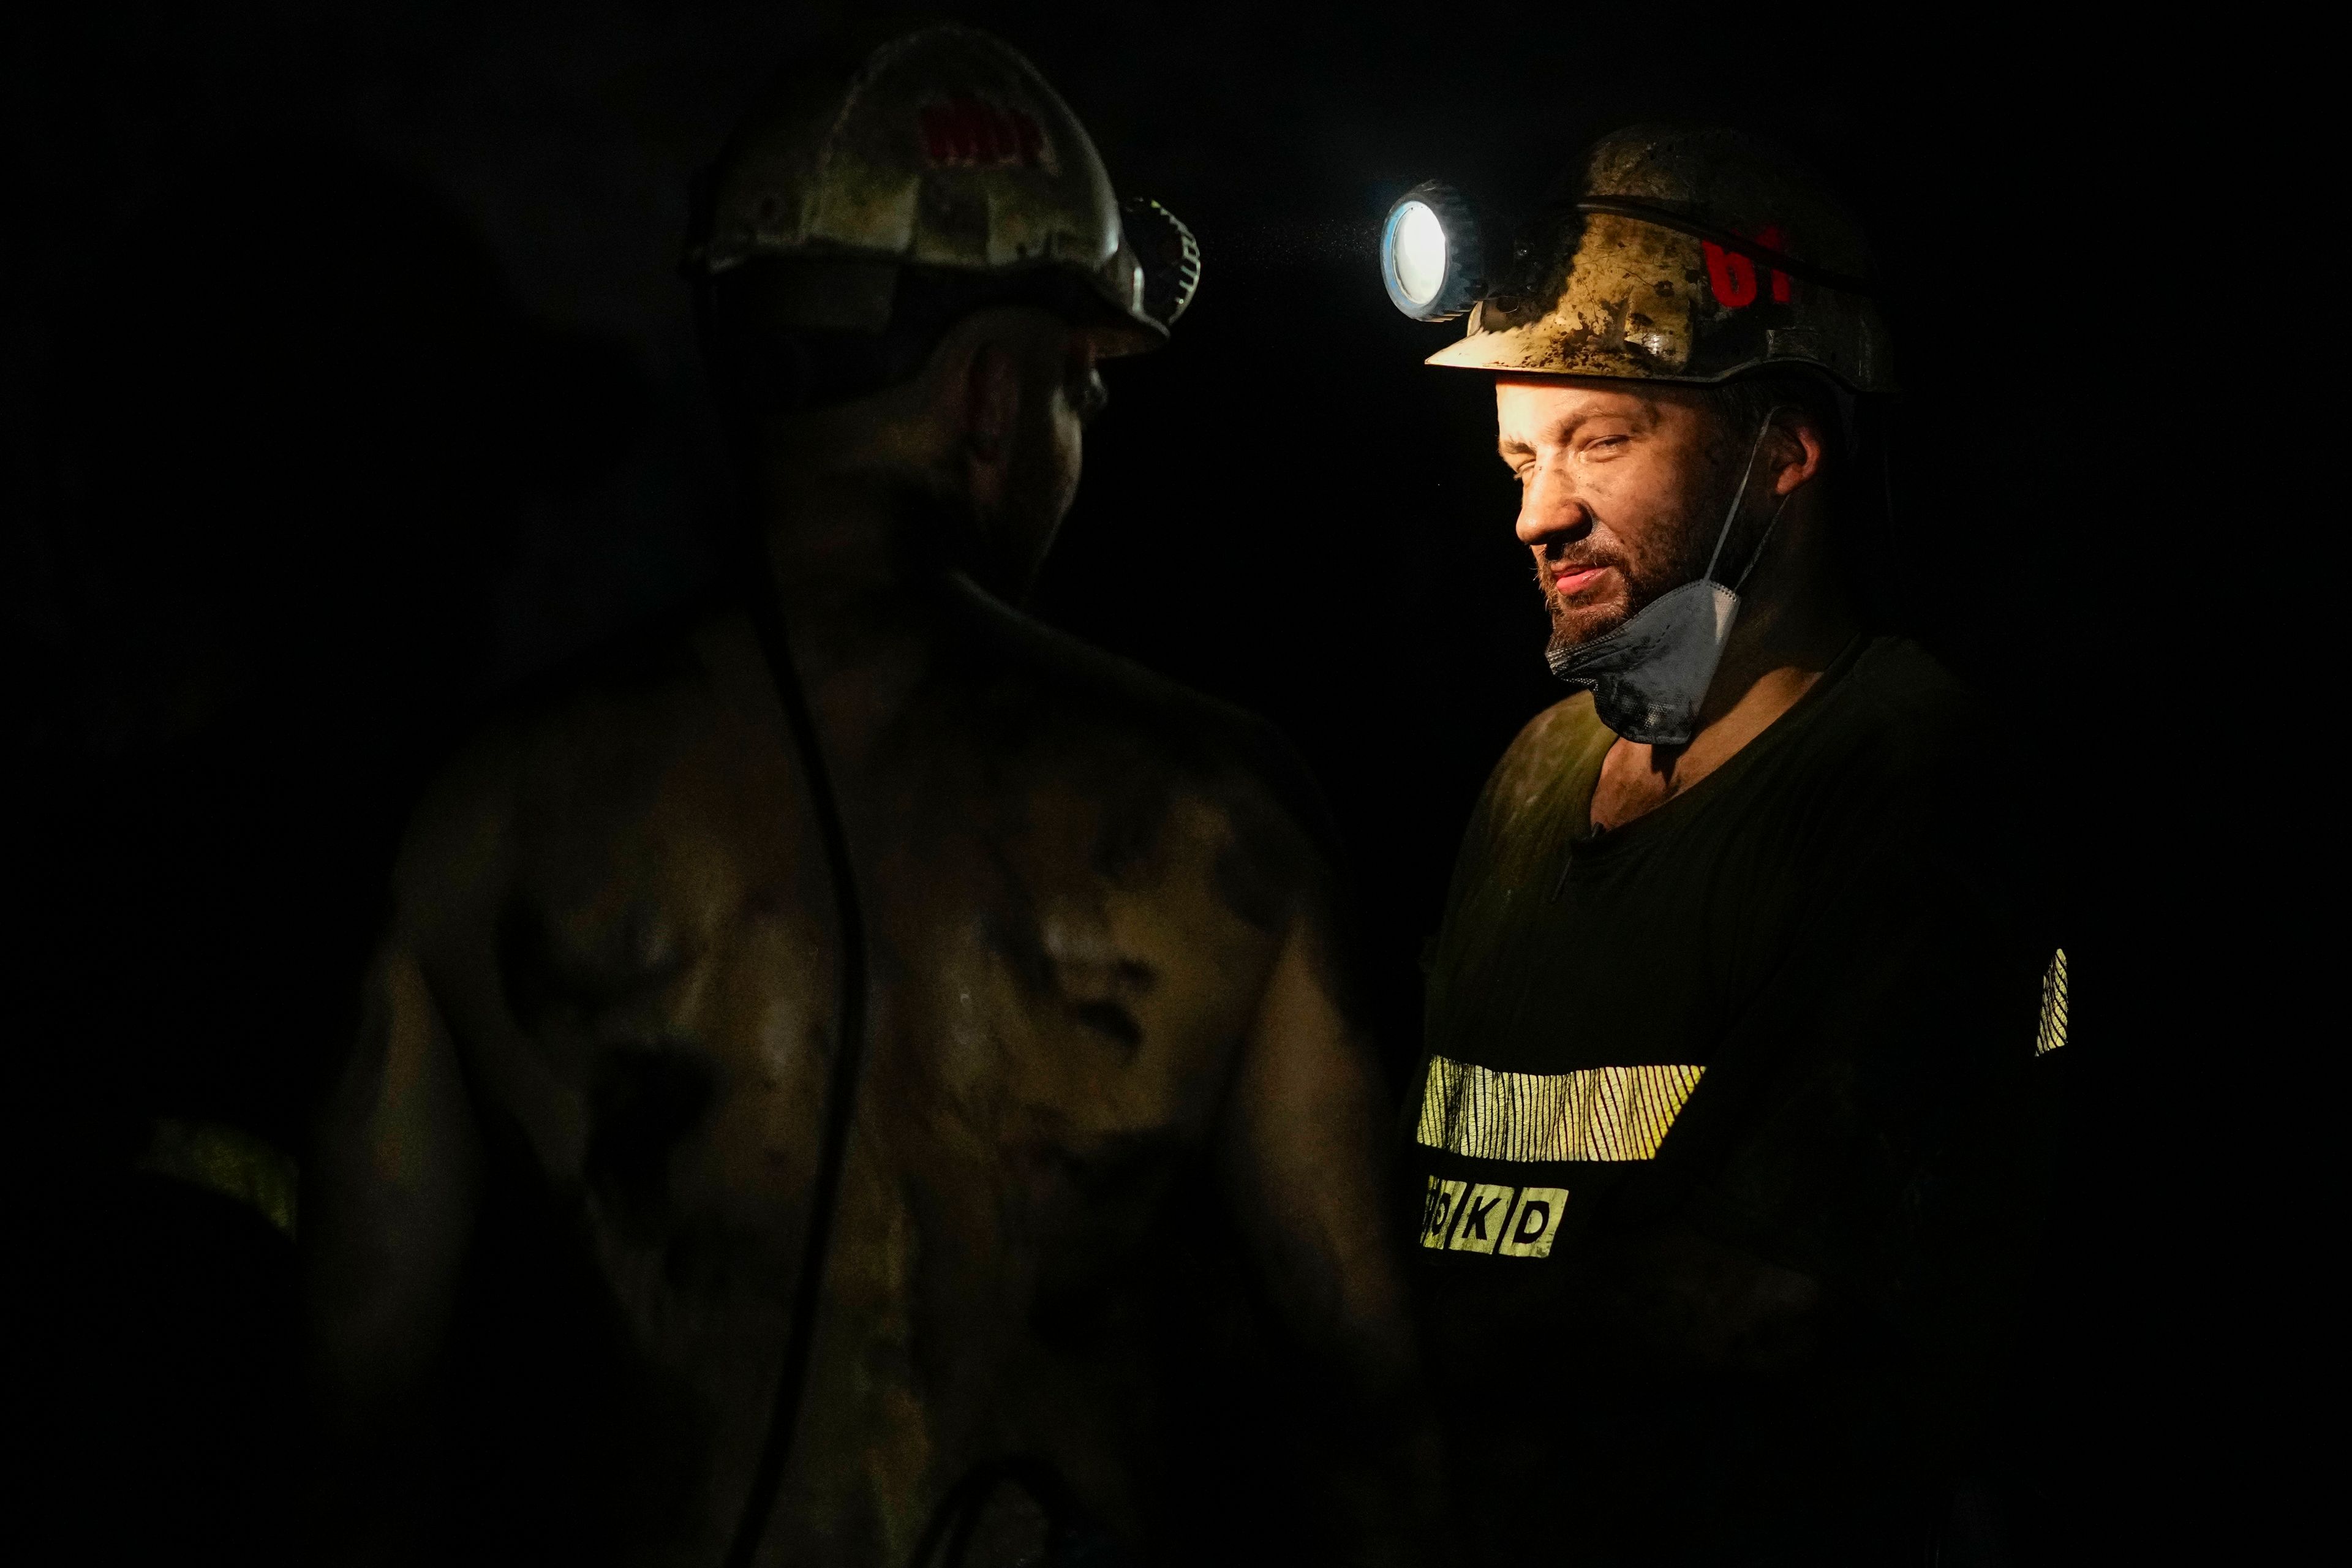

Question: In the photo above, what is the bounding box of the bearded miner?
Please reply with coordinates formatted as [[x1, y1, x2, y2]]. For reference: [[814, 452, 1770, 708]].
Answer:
[[1392, 126, 2062, 1564]]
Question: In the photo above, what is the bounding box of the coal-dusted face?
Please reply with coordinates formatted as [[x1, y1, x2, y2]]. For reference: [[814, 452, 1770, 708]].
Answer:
[[981, 318, 1109, 599], [1494, 376, 1749, 656], [944, 306, 1113, 603]]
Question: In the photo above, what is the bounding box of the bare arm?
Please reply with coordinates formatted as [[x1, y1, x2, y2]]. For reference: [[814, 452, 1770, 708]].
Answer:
[[303, 938, 480, 1557], [1219, 912, 1453, 1564]]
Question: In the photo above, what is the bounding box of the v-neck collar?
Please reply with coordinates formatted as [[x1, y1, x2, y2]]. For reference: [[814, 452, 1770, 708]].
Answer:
[[1565, 632, 1873, 865]]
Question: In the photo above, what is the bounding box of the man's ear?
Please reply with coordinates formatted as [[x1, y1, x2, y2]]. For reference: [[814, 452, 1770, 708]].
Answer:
[[1770, 414, 1826, 499]]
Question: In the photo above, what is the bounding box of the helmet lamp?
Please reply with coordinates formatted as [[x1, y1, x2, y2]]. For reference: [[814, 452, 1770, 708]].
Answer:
[[1119, 195, 1203, 328], [1381, 181, 1482, 321]]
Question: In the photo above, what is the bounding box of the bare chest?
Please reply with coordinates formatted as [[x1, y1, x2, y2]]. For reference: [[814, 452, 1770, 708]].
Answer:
[[447, 743, 1280, 1319]]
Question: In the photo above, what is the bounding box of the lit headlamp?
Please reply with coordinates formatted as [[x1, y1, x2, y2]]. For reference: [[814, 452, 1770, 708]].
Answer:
[[1379, 181, 1482, 321]]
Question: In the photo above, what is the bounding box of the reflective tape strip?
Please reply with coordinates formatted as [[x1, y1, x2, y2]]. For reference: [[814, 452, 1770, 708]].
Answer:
[[2035, 948, 2068, 1057], [1415, 1055, 1706, 1164]]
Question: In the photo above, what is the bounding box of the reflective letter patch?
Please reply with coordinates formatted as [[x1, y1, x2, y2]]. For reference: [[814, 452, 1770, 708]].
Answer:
[[1448, 1183, 1512, 1253], [1422, 1175, 1570, 1259], [1422, 1177, 1466, 1249], [1498, 1186, 1569, 1258]]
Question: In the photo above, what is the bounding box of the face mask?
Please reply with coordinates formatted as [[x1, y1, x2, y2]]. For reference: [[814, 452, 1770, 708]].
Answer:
[[1546, 411, 1790, 747]]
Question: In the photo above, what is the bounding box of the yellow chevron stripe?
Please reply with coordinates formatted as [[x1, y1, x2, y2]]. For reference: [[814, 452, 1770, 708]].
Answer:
[[2035, 948, 2068, 1057], [1415, 1055, 1706, 1163]]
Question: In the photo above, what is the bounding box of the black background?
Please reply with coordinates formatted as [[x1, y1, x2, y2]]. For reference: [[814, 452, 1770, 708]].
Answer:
[[5, 2, 2190, 1560]]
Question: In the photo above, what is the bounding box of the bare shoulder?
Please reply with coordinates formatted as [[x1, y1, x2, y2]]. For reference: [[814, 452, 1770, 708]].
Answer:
[[390, 603, 786, 944], [931, 581, 1342, 914]]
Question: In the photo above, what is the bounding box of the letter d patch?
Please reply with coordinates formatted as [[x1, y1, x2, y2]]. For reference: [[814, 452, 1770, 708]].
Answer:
[[1498, 1186, 1569, 1258]]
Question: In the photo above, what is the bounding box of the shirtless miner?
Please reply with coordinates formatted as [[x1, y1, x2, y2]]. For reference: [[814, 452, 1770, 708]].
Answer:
[[306, 28, 1435, 1568]]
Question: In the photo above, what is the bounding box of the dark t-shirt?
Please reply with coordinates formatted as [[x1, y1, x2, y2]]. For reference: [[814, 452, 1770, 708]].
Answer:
[[1411, 636, 2056, 1566]]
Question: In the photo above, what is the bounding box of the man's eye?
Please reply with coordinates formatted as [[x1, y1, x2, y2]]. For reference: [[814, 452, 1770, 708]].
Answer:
[[1584, 435, 1629, 456]]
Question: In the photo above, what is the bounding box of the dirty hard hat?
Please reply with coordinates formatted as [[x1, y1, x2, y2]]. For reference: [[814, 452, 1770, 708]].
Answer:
[[685, 24, 1170, 356], [1427, 124, 1893, 393]]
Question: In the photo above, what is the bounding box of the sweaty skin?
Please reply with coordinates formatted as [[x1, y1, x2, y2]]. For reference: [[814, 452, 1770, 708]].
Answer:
[[307, 309, 1427, 1566]]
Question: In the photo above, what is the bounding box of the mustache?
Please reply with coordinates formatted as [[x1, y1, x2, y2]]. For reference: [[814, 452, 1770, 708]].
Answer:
[[1532, 548, 1628, 588]]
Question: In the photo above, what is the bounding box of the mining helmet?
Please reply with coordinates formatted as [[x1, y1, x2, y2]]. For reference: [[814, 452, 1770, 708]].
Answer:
[[1406, 124, 1891, 393], [684, 24, 1191, 355]]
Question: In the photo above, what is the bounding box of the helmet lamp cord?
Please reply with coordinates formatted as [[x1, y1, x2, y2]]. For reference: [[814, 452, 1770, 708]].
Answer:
[[709, 306, 873, 1568]]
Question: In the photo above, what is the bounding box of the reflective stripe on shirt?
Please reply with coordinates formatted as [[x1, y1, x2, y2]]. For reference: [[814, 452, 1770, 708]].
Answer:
[[1416, 1055, 1706, 1163], [2034, 948, 2068, 1056]]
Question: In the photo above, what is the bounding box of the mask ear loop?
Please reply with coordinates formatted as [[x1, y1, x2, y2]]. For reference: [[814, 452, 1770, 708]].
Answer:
[[1702, 404, 1795, 592], [1732, 492, 1795, 594]]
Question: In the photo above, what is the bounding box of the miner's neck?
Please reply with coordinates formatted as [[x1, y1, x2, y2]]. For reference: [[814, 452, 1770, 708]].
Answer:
[[1618, 513, 1856, 802], [752, 464, 957, 768], [1703, 530, 1853, 726], [759, 468, 922, 616]]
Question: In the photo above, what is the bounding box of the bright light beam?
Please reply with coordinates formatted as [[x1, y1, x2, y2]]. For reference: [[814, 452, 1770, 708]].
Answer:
[[1392, 200, 1446, 306]]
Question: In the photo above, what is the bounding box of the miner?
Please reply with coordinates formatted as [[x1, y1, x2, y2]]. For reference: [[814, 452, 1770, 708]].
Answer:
[[306, 26, 1433, 1566], [1398, 126, 2060, 1562]]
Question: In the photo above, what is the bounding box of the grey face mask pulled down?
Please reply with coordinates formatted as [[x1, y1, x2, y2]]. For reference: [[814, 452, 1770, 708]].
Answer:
[[1546, 413, 1789, 746]]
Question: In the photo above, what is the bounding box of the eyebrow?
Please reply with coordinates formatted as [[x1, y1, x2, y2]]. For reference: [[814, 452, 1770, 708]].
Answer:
[[1498, 401, 1657, 459]]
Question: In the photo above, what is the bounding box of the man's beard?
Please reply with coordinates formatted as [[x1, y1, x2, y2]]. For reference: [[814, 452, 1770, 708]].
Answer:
[[1540, 550, 1630, 660], [1540, 533, 1701, 666], [1540, 447, 1752, 663]]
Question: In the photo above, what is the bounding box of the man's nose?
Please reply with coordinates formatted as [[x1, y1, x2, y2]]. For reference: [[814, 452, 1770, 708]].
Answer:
[[1515, 465, 1591, 549]]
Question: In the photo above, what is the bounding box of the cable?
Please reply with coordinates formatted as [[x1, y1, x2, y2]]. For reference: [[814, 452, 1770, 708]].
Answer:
[[718, 529, 874, 1568], [715, 545, 1113, 1568], [905, 1457, 1091, 1568]]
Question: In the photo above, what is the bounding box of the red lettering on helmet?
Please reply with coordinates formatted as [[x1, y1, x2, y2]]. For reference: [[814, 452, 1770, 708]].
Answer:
[[1703, 224, 1795, 308], [919, 96, 1050, 169], [920, 97, 985, 162], [1703, 242, 1757, 308], [1011, 108, 1046, 165], [919, 102, 960, 161], [1758, 225, 1793, 303]]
